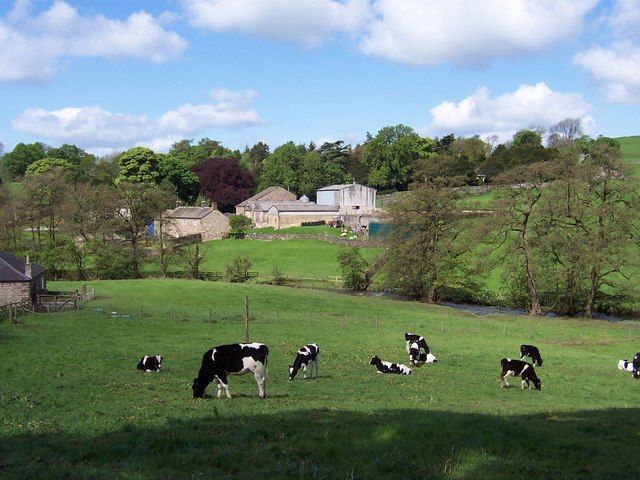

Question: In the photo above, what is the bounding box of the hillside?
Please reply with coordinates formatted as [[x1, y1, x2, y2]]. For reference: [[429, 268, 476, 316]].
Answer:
[[617, 135, 640, 176], [1, 279, 639, 479]]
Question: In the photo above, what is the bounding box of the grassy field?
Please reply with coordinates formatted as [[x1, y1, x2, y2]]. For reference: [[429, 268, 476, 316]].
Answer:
[[617, 135, 640, 176], [1, 279, 640, 479], [193, 238, 382, 277], [250, 225, 345, 236]]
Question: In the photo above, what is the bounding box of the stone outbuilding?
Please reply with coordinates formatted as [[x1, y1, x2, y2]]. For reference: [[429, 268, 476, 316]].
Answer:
[[316, 183, 377, 214], [265, 201, 340, 229], [158, 206, 230, 241], [235, 186, 297, 217], [0, 252, 47, 306]]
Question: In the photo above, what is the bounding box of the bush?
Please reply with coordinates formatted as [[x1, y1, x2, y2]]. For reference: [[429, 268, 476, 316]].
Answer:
[[229, 214, 252, 238], [94, 243, 137, 279], [225, 255, 252, 282], [337, 246, 370, 291], [271, 265, 285, 286]]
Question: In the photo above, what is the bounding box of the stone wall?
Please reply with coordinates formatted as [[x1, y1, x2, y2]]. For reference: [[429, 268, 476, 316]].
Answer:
[[0, 281, 30, 306], [200, 211, 231, 240], [245, 233, 383, 247]]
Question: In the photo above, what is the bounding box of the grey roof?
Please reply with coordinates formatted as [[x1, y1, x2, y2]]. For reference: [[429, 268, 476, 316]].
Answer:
[[166, 207, 214, 219], [317, 183, 365, 191], [269, 202, 339, 213], [237, 186, 295, 207], [0, 252, 46, 282]]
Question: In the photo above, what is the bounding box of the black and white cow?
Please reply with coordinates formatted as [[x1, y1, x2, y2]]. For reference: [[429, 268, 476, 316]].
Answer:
[[618, 353, 640, 379], [369, 355, 412, 375], [520, 344, 543, 366], [289, 343, 320, 380], [618, 359, 635, 372], [137, 355, 163, 372], [500, 358, 541, 390], [192, 343, 269, 399], [405, 332, 437, 366]]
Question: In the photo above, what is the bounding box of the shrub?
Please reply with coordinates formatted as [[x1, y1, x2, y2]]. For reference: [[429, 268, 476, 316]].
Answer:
[[94, 243, 137, 279], [337, 246, 370, 291], [225, 255, 252, 283], [229, 214, 252, 238], [272, 265, 285, 286]]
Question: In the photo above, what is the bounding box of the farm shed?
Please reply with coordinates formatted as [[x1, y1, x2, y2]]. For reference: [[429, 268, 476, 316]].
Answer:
[[266, 202, 339, 229], [236, 186, 297, 217], [316, 183, 377, 215], [158, 206, 230, 241], [0, 252, 47, 306]]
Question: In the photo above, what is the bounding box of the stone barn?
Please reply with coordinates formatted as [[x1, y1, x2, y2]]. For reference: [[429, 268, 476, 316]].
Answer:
[[0, 252, 47, 305], [316, 183, 377, 214], [158, 206, 230, 241], [236, 186, 297, 219]]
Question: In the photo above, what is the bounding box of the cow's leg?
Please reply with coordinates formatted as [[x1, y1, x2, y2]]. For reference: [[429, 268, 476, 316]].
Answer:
[[253, 367, 266, 399], [216, 381, 222, 398], [215, 374, 231, 399], [501, 370, 512, 388], [302, 363, 307, 379], [521, 378, 528, 389]]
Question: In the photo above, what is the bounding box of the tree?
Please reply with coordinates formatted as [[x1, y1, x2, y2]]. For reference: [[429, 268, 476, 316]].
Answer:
[[158, 154, 200, 203], [168, 138, 240, 166], [363, 125, 422, 190], [115, 147, 161, 185], [2, 142, 47, 179], [512, 129, 543, 147], [258, 142, 303, 193], [229, 214, 252, 238], [25, 157, 74, 176], [547, 118, 583, 148], [319, 140, 351, 173], [384, 185, 468, 301], [225, 255, 252, 282], [298, 150, 345, 198], [337, 247, 371, 291], [191, 157, 255, 212]]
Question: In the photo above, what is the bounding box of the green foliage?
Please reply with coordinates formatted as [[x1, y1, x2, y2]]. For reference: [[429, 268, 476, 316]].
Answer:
[[2, 142, 47, 179], [298, 150, 345, 197], [157, 154, 200, 203], [225, 255, 252, 282], [512, 129, 543, 147], [25, 157, 74, 176], [229, 214, 252, 238], [93, 243, 138, 279], [115, 147, 160, 185], [258, 142, 303, 192], [271, 264, 285, 285], [337, 246, 370, 291]]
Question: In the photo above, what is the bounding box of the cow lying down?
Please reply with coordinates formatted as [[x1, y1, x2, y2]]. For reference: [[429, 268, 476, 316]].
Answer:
[[618, 355, 640, 379], [370, 355, 412, 375], [405, 332, 437, 366], [137, 355, 163, 372], [192, 343, 269, 399], [500, 358, 541, 390]]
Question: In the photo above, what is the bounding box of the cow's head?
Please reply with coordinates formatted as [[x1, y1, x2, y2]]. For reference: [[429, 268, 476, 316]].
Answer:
[[532, 377, 542, 390], [192, 377, 206, 398], [369, 356, 379, 365], [288, 364, 297, 381]]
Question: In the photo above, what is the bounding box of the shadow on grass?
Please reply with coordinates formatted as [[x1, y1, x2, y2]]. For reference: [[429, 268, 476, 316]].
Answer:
[[1, 408, 639, 479]]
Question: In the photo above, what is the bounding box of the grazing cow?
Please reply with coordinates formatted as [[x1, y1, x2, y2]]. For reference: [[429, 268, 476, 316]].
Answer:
[[192, 343, 269, 399], [405, 332, 435, 366], [369, 355, 412, 375], [520, 344, 543, 367], [289, 343, 320, 380], [137, 355, 163, 372], [500, 358, 541, 390]]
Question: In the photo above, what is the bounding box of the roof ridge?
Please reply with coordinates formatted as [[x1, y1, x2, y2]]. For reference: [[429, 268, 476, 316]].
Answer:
[[0, 256, 30, 280]]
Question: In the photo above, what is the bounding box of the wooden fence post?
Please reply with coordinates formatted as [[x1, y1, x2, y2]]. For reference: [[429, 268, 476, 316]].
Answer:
[[244, 296, 249, 343], [140, 306, 144, 320]]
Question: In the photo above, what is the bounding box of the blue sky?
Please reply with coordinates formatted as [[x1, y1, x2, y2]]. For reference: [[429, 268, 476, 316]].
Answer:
[[0, 0, 639, 156]]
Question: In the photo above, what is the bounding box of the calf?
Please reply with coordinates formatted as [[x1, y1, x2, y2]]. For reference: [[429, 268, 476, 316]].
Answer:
[[289, 343, 320, 380], [520, 344, 543, 367], [192, 343, 269, 399], [407, 341, 438, 366], [618, 359, 635, 372], [618, 355, 640, 379], [500, 358, 541, 390], [137, 355, 163, 372], [369, 355, 412, 375]]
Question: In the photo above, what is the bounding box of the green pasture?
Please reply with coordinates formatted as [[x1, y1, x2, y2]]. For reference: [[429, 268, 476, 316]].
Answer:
[[250, 225, 345, 236], [192, 238, 382, 277], [617, 135, 640, 176], [1, 279, 640, 479]]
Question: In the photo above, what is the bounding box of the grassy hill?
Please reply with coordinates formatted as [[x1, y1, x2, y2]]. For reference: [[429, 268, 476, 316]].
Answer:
[[1, 279, 640, 479], [617, 135, 640, 176]]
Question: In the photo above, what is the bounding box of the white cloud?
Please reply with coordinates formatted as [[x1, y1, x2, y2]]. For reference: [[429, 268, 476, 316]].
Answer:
[[426, 82, 595, 141], [0, 1, 187, 83], [574, 1, 640, 104], [12, 89, 264, 152], [181, 0, 370, 46], [359, 0, 597, 66]]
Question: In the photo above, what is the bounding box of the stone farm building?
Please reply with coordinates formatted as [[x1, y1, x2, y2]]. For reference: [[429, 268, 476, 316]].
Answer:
[[158, 206, 230, 241], [235, 183, 380, 230], [0, 252, 47, 306]]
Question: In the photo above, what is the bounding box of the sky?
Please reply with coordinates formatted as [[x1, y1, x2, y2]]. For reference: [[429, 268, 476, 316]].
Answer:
[[0, 0, 639, 156]]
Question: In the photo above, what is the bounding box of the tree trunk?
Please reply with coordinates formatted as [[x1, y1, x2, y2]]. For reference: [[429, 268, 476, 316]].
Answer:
[[522, 213, 542, 316]]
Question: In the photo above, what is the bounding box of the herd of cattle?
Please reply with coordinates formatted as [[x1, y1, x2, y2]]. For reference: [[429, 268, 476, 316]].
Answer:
[[135, 333, 640, 399]]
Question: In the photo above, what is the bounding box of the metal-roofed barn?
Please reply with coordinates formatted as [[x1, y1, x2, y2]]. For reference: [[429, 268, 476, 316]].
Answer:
[[316, 183, 376, 214]]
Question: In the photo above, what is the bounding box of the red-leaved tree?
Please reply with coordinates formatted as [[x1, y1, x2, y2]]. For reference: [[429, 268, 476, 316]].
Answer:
[[191, 157, 255, 212]]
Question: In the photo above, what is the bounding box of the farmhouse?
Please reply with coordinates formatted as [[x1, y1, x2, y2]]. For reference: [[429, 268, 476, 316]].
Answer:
[[0, 252, 46, 306], [236, 186, 297, 218], [158, 206, 230, 241]]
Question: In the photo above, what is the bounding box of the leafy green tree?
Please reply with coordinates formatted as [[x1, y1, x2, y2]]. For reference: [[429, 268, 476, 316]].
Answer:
[[337, 247, 371, 291], [225, 255, 252, 282], [158, 154, 200, 203], [319, 140, 351, 173], [25, 157, 74, 176], [363, 125, 422, 190], [229, 214, 252, 238], [258, 142, 304, 192], [2, 142, 47, 179], [115, 147, 161, 185], [298, 150, 345, 198]]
